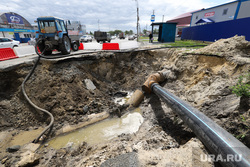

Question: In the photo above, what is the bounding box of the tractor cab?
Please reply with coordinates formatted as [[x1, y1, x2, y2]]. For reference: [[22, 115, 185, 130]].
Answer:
[[36, 16, 67, 39]]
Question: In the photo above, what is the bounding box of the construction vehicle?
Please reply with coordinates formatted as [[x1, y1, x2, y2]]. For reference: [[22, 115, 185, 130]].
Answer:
[[35, 16, 83, 55], [94, 31, 111, 43]]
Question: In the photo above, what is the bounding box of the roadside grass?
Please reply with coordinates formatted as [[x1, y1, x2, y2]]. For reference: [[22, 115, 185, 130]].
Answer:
[[163, 40, 209, 48], [139, 37, 210, 48], [139, 36, 158, 42]]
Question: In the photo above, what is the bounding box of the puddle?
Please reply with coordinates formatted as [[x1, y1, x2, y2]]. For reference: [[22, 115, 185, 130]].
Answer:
[[10, 128, 44, 146], [47, 108, 143, 149], [114, 91, 132, 105]]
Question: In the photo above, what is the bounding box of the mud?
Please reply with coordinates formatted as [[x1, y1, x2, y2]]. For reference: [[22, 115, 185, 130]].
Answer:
[[0, 36, 249, 166]]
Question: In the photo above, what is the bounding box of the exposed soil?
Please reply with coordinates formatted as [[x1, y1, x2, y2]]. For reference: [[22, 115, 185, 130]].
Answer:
[[0, 36, 249, 167]]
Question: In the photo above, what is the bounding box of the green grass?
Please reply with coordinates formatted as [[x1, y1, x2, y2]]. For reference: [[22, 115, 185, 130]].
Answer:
[[139, 36, 158, 42], [163, 40, 208, 48], [139, 37, 148, 40], [139, 37, 209, 48]]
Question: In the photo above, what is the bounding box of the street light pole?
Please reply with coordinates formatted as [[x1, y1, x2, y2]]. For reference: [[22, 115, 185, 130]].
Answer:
[[98, 19, 100, 31]]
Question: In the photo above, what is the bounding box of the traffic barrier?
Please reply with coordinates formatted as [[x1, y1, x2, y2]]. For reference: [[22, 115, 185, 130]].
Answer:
[[0, 48, 18, 61], [14, 46, 36, 58], [83, 43, 102, 50], [119, 41, 139, 50], [102, 43, 120, 50], [78, 43, 84, 50]]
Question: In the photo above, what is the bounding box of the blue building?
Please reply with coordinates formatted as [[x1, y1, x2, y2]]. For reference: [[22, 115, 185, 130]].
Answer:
[[182, 0, 250, 41], [0, 12, 36, 43]]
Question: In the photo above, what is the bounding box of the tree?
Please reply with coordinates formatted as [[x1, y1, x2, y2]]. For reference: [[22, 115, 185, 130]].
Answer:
[[108, 30, 123, 36], [153, 28, 158, 34], [89, 31, 93, 35], [129, 30, 133, 35], [143, 29, 147, 34]]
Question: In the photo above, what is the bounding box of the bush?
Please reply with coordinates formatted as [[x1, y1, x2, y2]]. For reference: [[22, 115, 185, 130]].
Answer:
[[231, 73, 250, 97]]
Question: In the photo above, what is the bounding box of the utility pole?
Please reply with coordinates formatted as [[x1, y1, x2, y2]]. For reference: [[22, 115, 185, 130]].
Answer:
[[137, 6, 139, 41], [134, 0, 139, 42], [162, 15, 164, 22]]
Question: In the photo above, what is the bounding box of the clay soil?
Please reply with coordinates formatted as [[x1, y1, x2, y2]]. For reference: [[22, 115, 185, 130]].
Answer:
[[0, 36, 249, 167]]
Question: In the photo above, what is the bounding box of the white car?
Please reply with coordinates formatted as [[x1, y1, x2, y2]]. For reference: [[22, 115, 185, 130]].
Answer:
[[0, 37, 20, 49], [80, 35, 92, 42], [128, 35, 135, 40]]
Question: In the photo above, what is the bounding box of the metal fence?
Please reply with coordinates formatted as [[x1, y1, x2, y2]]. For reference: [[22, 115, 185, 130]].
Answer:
[[181, 17, 250, 41]]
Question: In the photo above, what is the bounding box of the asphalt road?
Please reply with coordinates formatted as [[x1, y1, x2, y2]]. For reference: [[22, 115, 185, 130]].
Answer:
[[0, 38, 141, 71]]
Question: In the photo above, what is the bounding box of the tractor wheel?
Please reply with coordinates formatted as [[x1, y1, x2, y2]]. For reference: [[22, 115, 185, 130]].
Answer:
[[59, 35, 71, 55], [72, 42, 78, 51]]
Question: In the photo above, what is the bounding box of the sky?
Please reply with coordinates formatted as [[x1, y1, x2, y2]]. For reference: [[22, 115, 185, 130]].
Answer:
[[0, 0, 232, 33]]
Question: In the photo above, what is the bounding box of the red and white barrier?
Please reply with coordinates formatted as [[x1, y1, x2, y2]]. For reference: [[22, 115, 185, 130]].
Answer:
[[0, 48, 18, 61], [83, 43, 102, 50], [14, 46, 36, 58], [78, 43, 84, 50], [0, 41, 127, 61], [102, 43, 120, 50]]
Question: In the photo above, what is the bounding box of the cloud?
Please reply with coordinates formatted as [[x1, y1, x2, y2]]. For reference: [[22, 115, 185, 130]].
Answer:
[[0, 0, 230, 32]]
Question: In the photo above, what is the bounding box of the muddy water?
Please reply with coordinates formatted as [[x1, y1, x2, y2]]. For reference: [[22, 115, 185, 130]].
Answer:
[[48, 108, 143, 149], [10, 128, 44, 146]]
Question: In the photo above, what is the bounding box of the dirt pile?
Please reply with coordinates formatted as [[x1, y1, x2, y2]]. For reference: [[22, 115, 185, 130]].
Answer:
[[0, 36, 249, 166], [195, 35, 250, 64], [152, 35, 250, 146]]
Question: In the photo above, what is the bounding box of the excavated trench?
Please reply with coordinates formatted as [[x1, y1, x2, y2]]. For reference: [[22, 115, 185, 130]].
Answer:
[[0, 36, 249, 166]]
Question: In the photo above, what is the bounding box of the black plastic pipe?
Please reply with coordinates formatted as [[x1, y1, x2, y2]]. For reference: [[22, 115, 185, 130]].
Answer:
[[151, 83, 250, 167], [21, 41, 55, 143]]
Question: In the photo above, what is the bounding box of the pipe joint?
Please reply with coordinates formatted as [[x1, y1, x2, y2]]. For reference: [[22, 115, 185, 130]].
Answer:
[[142, 71, 166, 93]]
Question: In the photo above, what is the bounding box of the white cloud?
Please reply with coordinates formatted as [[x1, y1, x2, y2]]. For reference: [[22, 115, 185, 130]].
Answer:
[[0, 0, 230, 32]]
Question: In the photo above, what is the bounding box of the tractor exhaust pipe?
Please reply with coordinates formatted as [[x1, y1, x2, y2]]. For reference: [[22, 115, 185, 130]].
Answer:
[[142, 71, 250, 167]]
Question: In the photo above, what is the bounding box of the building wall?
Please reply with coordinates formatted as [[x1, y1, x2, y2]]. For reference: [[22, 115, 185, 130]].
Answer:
[[0, 12, 35, 42], [3, 32, 14, 38], [191, 2, 238, 26], [237, 1, 250, 19]]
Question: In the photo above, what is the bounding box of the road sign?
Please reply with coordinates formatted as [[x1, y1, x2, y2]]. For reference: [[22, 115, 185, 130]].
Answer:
[[151, 15, 155, 22]]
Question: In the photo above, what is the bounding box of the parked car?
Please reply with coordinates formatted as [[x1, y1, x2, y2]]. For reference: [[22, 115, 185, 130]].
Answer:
[[0, 37, 20, 49], [128, 35, 135, 40], [111, 36, 116, 40], [80, 35, 92, 42], [28, 38, 36, 46]]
